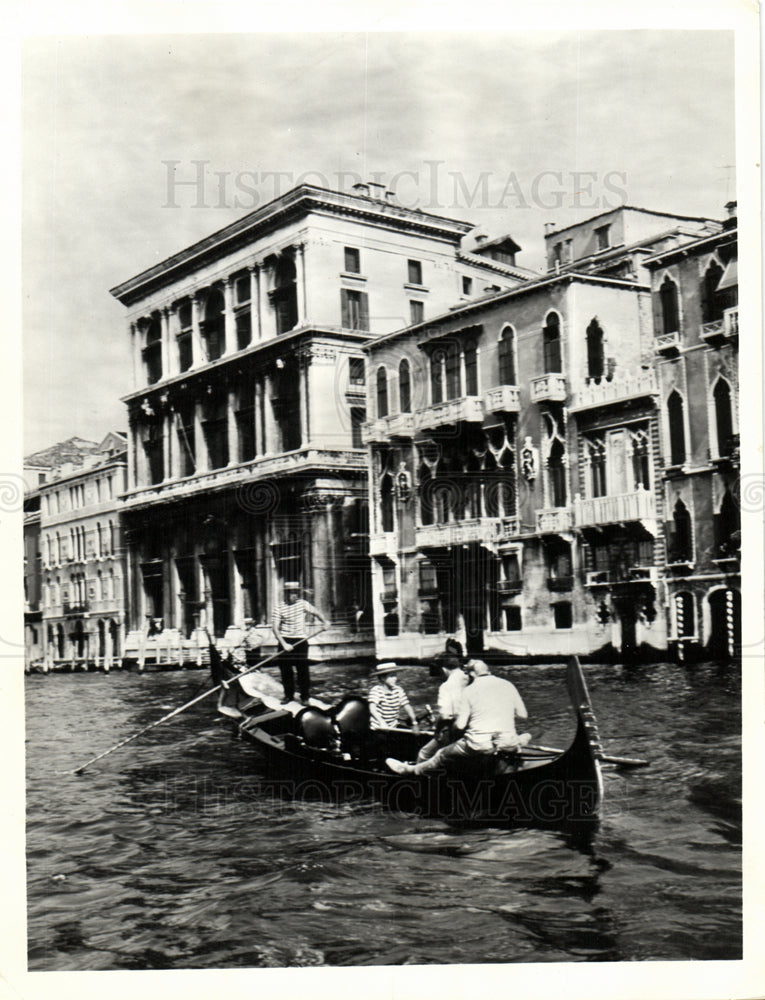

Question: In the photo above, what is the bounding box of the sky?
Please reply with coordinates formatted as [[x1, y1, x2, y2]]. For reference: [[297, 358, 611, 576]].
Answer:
[[22, 30, 736, 455]]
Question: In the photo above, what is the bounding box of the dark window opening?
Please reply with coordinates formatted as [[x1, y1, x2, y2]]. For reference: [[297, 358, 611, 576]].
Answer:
[[504, 605, 522, 631], [548, 437, 567, 507], [142, 421, 164, 485], [351, 407, 365, 448], [176, 300, 193, 372], [141, 562, 164, 619], [430, 350, 444, 404], [271, 256, 298, 336], [660, 277, 680, 335], [462, 276, 473, 295], [236, 310, 251, 350], [272, 361, 302, 452], [202, 555, 230, 638], [498, 327, 516, 385], [553, 601, 573, 629], [632, 431, 651, 489], [341, 288, 369, 331], [701, 262, 725, 323], [669, 498, 693, 562], [714, 489, 740, 558], [380, 474, 394, 532], [419, 464, 433, 525], [588, 437, 606, 497], [410, 300, 424, 325], [543, 313, 562, 373], [586, 318, 605, 381], [143, 316, 162, 385], [202, 289, 225, 361], [714, 379, 734, 456], [667, 391, 686, 465], [399, 359, 411, 413], [408, 259, 423, 285], [349, 357, 365, 386], [445, 342, 460, 400], [344, 247, 361, 274], [202, 395, 229, 470], [595, 224, 611, 251], [236, 383, 256, 463], [376, 367, 389, 418]]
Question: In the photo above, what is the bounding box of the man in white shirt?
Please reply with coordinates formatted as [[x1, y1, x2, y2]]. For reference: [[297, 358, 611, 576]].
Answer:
[[272, 582, 329, 704], [416, 654, 468, 763], [387, 659, 530, 775]]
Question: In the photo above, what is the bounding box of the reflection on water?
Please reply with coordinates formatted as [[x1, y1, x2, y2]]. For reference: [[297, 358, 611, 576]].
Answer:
[[26, 661, 741, 968]]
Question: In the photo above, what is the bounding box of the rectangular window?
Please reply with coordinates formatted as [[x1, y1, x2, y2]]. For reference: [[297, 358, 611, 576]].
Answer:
[[504, 605, 522, 631], [553, 601, 573, 629], [595, 224, 611, 251], [464, 342, 478, 396], [344, 247, 361, 274], [350, 407, 365, 448], [410, 300, 424, 325], [407, 259, 423, 285], [341, 289, 369, 331], [349, 357, 365, 386], [462, 276, 473, 295]]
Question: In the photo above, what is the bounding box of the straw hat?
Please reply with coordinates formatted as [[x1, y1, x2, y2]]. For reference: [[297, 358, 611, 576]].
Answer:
[[374, 662, 399, 676]]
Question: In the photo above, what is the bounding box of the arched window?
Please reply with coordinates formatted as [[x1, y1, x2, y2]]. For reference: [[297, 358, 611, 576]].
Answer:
[[202, 289, 225, 361], [376, 367, 389, 418], [674, 591, 695, 637], [142, 314, 162, 385], [548, 438, 566, 507], [399, 359, 411, 413], [670, 498, 692, 562], [586, 318, 605, 382], [701, 261, 725, 323], [543, 312, 562, 373], [713, 378, 734, 457], [498, 326, 516, 385], [660, 276, 679, 335], [667, 391, 686, 466], [715, 488, 740, 558], [380, 473, 394, 532]]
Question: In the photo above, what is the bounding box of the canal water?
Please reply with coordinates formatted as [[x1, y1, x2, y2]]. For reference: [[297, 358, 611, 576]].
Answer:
[[25, 660, 741, 969]]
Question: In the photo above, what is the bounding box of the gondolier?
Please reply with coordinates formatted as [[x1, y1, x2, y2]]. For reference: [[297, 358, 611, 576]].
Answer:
[[271, 582, 329, 704]]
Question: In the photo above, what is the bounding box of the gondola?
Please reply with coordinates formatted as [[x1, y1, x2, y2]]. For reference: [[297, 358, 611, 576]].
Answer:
[[217, 654, 605, 827]]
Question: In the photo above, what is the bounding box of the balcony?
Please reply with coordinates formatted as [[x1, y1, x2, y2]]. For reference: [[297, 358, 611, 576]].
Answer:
[[62, 601, 90, 615], [547, 575, 574, 592], [530, 374, 567, 403], [122, 448, 367, 510], [414, 396, 484, 431], [496, 579, 523, 595], [573, 489, 657, 535], [416, 516, 518, 549], [700, 307, 739, 347], [381, 589, 398, 604], [536, 507, 574, 534], [362, 412, 415, 443], [484, 385, 521, 414], [369, 531, 396, 556], [655, 330, 682, 356], [570, 370, 658, 412]]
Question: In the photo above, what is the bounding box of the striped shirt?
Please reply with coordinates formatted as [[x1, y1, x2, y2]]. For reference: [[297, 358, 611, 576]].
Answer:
[[369, 683, 412, 729], [271, 599, 315, 638]]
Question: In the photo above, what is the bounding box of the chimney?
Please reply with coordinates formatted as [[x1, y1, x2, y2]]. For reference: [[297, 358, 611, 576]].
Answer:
[[544, 223, 557, 236], [352, 182, 370, 197]]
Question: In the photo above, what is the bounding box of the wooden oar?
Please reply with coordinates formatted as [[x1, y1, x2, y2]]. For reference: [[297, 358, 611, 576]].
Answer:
[[67, 626, 327, 774], [526, 743, 649, 768]]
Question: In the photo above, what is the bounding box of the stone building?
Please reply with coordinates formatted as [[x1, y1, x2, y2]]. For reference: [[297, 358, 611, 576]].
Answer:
[[644, 202, 739, 659], [363, 205, 733, 661], [37, 433, 128, 669], [110, 181, 531, 662]]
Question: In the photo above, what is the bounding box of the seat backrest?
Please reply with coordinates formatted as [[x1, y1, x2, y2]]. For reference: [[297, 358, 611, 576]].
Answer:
[[296, 707, 335, 748], [332, 696, 370, 737]]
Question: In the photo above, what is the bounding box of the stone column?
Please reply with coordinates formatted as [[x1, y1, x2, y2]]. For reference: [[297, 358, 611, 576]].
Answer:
[[227, 388, 238, 465], [130, 322, 141, 391], [163, 411, 172, 481], [228, 547, 242, 626], [254, 378, 264, 456], [223, 277, 235, 355], [194, 400, 208, 473], [191, 292, 202, 368], [299, 351, 310, 448], [160, 307, 171, 379], [263, 373, 278, 455], [249, 264, 261, 341], [294, 243, 306, 327], [310, 499, 334, 618], [127, 416, 136, 491]]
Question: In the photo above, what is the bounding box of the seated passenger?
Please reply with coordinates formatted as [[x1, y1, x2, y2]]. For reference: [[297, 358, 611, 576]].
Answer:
[[368, 663, 419, 731], [416, 654, 468, 763], [386, 659, 530, 775]]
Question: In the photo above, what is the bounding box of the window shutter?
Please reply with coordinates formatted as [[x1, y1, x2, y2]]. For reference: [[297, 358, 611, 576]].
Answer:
[[359, 292, 369, 331], [341, 289, 350, 329]]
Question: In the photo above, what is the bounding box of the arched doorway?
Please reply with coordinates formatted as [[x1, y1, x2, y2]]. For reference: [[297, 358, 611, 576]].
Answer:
[[707, 588, 741, 660]]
